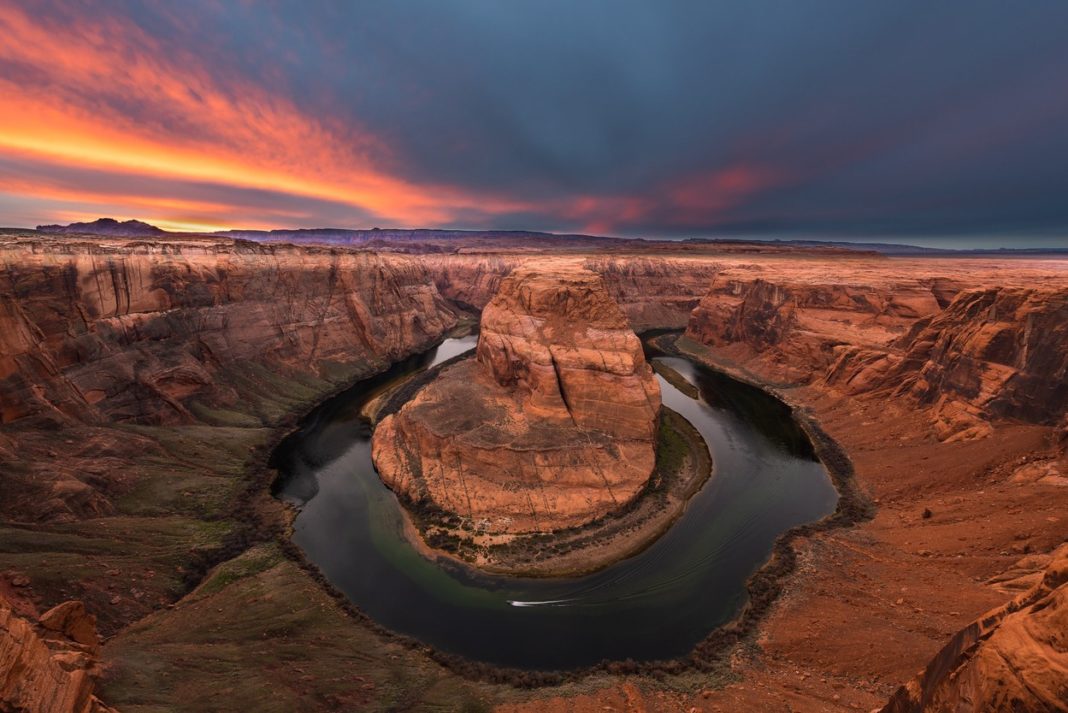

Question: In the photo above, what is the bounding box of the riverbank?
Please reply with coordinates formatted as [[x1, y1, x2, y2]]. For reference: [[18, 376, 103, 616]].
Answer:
[[268, 331, 849, 677]]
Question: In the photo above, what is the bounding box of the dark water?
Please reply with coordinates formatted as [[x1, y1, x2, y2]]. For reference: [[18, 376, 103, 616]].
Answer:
[[272, 336, 838, 670]]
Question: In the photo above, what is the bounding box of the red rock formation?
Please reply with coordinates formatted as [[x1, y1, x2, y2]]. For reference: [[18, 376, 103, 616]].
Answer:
[[583, 257, 721, 330], [685, 277, 1068, 440], [879, 544, 1068, 713], [372, 267, 661, 533], [0, 596, 114, 713], [685, 277, 941, 383], [0, 236, 461, 523], [422, 254, 525, 311], [0, 238, 459, 427], [880, 288, 1068, 440], [423, 254, 722, 330]]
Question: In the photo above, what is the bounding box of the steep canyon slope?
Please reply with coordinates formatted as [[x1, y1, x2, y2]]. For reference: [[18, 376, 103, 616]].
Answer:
[[685, 270, 1068, 441], [673, 257, 1068, 713], [880, 544, 1068, 713]]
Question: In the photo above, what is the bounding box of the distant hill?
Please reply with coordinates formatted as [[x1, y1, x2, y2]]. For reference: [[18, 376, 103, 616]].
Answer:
[[687, 237, 1068, 257], [217, 227, 625, 248], [37, 218, 166, 237], [28, 219, 1068, 257]]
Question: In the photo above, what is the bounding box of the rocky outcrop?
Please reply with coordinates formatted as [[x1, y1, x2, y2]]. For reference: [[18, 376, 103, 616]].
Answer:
[[879, 544, 1068, 713], [0, 596, 114, 713], [421, 255, 525, 311], [583, 257, 721, 330], [685, 278, 1068, 440], [421, 255, 722, 331], [685, 277, 941, 383], [879, 288, 1068, 440], [372, 267, 661, 534]]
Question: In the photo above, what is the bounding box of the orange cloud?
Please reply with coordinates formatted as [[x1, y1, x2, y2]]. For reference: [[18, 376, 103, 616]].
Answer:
[[668, 164, 782, 216], [560, 163, 785, 234], [0, 3, 530, 229]]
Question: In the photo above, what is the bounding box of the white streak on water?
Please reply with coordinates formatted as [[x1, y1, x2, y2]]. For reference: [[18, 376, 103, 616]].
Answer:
[[506, 598, 576, 607]]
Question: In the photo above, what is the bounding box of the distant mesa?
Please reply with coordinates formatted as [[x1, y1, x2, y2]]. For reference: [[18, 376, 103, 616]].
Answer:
[[36, 217, 166, 237], [372, 266, 662, 534]]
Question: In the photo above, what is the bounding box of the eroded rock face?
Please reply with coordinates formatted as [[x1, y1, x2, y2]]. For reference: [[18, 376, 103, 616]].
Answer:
[[881, 288, 1068, 440], [583, 257, 721, 330], [685, 277, 941, 383], [684, 278, 1068, 440], [0, 239, 459, 427], [372, 267, 661, 533], [879, 544, 1068, 713], [423, 254, 723, 331], [0, 236, 460, 522], [0, 596, 114, 713]]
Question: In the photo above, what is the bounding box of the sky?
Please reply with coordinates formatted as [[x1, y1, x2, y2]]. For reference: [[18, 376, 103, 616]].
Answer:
[[1, 1, 1067, 247]]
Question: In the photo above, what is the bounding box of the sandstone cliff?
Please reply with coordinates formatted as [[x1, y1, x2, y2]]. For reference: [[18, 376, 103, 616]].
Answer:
[[372, 267, 661, 533], [879, 544, 1068, 713], [0, 597, 114, 713], [685, 277, 1068, 440], [879, 287, 1068, 440], [423, 254, 722, 331], [583, 257, 720, 330], [685, 276, 941, 383], [0, 238, 459, 427], [421, 254, 525, 311], [0, 236, 461, 524]]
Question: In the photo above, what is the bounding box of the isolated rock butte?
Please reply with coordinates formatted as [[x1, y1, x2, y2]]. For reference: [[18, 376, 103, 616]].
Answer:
[[372, 267, 662, 534]]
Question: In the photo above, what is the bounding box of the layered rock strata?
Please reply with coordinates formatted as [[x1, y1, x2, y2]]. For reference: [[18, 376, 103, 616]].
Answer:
[[0, 237, 459, 427], [0, 597, 114, 713], [685, 277, 1068, 440], [685, 277, 943, 384], [423, 255, 722, 331], [878, 287, 1068, 440], [583, 257, 721, 330], [0, 237, 462, 522], [372, 267, 661, 533], [879, 544, 1068, 713]]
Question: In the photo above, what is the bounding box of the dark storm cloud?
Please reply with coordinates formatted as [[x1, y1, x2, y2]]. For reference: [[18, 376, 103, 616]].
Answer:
[[4, 0, 1068, 244]]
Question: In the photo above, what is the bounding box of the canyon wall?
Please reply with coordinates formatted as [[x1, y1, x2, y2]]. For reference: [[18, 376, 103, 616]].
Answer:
[[583, 257, 720, 330], [421, 254, 525, 311], [877, 288, 1068, 440], [685, 276, 943, 383], [0, 237, 462, 525], [372, 267, 661, 533], [421, 254, 722, 331], [684, 276, 1068, 440], [0, 238, 460, 427]]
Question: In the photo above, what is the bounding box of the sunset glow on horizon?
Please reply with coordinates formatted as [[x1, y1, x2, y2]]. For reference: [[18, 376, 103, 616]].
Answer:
[[2, 1, 1067, 245]]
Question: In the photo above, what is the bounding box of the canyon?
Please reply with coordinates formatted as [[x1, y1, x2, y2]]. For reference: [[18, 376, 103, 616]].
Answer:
[[0, 229, 1066, 712]]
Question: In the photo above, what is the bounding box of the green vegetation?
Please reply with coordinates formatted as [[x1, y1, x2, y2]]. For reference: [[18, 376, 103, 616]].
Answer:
[[655, 410, 690, 477], [192, 543, 283, 597]]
